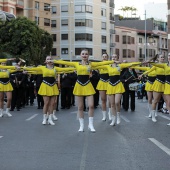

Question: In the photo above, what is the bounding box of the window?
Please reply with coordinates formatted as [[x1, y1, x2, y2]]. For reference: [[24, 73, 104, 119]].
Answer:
[[101, 22, 106, 30], [101, 8, 106, 17], [101, 0, 106, 3], [0, 6, 2, 10], [75, 34, 92, 41], [75, 48, 93, 55], [75, 5, 92, 13], [61, 19, 68, 26], [52, 34, 57, 42], [139, 38, 142, 43], [51, 48, 57, 56], [51, 20, 56, 27], [61, 48, 68, 54], [44, 18, 50, 26], [123, 36, 126, 44], [35, 1, 39, 9], [44, 3, 50, 11], [61, 34, 68, 40], [102, 49, 107, 54], [131, 37, 135, 44], [61, 5, 68, 12], [115, 35, 119, 42], [123, 49, 127, 58], [52, 6, 56, 14], [75, 19, 93, 28], [10, 8, 14, 14], [128, 49, 131, 58], [102, 36, 106, 43], [128, 36, 131, 44], [35, 16, 39, 25], [115, 49, 120, 56]]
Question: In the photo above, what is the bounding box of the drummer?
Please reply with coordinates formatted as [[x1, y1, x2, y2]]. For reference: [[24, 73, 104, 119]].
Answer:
[[120, 67, 139, 112]]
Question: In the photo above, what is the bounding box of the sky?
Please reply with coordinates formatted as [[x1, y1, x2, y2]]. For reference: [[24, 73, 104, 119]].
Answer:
[[114, 0, 167, 21]]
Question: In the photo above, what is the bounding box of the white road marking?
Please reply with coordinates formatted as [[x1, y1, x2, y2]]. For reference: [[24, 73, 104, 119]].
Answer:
[[120, 115, 130, 122], [26, 114, 38, 121], [149, 138, 170, 156], [157, 113, 170, 121], [0, 136, 3, 139]]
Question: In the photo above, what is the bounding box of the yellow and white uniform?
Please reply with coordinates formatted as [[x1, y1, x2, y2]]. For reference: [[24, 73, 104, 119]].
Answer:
[[133, 66, 156, 92], [0, 65, 16, 92], [53, 60, 114, 96], [94, 62, 141, 95], [143, 63, 165, 93], [23, 66, 75, 96]]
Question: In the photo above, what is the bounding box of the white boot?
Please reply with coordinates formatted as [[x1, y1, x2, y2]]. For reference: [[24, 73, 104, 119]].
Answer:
[[148, 103, 152, 118], [52, 110, 58, 121], [102, 111, 106, 121], [88, 117, 96, 132], [167, 123, 170, 126], [6, 108, 12, 117], [78, 118, 84, 132], [110, 115, 116, 126], [108, 108, 112, 120], [48, 114, 55, 125], [117, 112, 121, 124], [151, 110, 157, 122], [42, 114, 47, 125], [155, 104, 158, 117], [0, 108, 3, 118]]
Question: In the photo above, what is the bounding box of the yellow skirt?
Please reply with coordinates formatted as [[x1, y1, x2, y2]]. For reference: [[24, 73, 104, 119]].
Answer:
[[164, 83, 170, 94], [106, 82, 125, 95], [0, 82, 13, 92], [73, 82, 96, 96], [38, 82, 59, 96], [145, 82, 153, 92], [96, 80, 108, 91], [151, 80, 165, 93]]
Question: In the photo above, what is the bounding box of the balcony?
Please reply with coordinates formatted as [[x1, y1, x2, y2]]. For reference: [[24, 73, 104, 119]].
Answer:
[[110, 29, 115, 34], [110, 43, 116, 47], [16, 0, 24, 9]]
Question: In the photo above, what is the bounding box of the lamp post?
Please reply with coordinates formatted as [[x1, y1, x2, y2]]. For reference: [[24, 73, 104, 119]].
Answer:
[[144, 10, 147, 61], [69, 1, 74, 61]]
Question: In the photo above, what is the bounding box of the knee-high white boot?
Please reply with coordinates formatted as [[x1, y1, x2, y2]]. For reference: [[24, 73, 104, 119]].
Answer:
[[52, 110, 58, 121], [108, 108, 112, 120], [0, 108, 3, 117], [151, 110, 157, 122], [148, 103, 152, 118], [102, 111, 106, 121], [117, 112, 121, 124], [6, 108, 12, 117], [78, 118, 84, 132], [110, 115, 116, 126], [88, 117, 96, 132], [42, 114, 47, 125], [48, 114, 55, 125]]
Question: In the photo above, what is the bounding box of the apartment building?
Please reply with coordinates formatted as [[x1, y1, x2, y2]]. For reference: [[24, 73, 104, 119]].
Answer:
[[115, 26, 167, 62], [0, 0, 51, 32], [51, 0, 115, 60]]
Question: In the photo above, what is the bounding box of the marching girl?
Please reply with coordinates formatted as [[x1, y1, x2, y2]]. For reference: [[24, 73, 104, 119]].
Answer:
[[96, 53, 112, 121], [92, 61, 141, 126], [53, 49, 117, 132], [144, 53, 170, 125], [143, 54, 166, 122], [134, 66, 156, 118], [0, 58, 18, 117], [22, 56, 75, 125]]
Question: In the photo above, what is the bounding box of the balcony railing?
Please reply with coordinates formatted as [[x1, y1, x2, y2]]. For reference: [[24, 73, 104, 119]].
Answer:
[[16, 0, 24, 9], [110, 43, 116, 47]]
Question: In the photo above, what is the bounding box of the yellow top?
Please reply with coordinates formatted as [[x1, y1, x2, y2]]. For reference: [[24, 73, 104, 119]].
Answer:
[[93, 62, 141, 76], [53, 60, 114, 76], [133, 66, 156, 77], [22, 66, 75, 77]]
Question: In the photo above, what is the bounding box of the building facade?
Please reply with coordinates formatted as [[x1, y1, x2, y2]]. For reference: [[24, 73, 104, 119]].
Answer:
[[168, 0, 170, 52], [51, 0, 115, 60]]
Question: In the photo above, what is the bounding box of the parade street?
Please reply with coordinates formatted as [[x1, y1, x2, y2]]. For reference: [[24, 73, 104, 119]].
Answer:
[[0, 99, 170, 170]]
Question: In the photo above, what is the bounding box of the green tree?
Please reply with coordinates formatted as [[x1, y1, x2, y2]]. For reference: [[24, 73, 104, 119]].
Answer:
[[0, 17, 53, 65]]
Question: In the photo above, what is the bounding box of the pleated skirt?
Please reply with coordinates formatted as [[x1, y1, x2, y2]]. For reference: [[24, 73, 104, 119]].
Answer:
[[151, 80, 165, 93], [96, 80, 108, 91], [0, 82, 13, 92], [106, 82, 125, 95]]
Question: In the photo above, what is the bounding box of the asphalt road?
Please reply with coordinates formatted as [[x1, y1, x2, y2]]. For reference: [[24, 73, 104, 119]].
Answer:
[[0, 98, 170, 170]]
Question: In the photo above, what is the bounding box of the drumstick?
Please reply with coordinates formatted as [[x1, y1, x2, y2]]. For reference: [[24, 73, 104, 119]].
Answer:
[[126, 76, 133, 81]]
